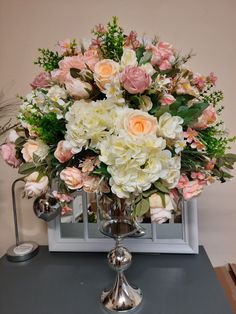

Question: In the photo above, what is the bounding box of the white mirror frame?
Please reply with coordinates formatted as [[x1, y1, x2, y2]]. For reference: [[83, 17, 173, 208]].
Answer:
[[48, 197, 198, 254]]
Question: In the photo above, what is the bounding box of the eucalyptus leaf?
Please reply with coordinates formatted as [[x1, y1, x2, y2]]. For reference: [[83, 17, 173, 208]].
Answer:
[[134, 198, 150, 217], [18, 162, 36, 175], [153, 181, 169, 193], [142, 189, 157, 198], [139, 50, 152, 65]]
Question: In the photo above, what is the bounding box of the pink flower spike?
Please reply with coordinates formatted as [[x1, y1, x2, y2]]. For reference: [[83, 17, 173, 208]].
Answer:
[[183, 127, 198, 143]]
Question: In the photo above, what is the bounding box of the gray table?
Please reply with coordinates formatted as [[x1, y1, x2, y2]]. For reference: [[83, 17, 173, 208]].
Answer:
[[0, 246, 232, 314]]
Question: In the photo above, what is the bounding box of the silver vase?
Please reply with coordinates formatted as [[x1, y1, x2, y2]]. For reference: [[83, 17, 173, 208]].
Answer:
[[97, 193, 143, 313]]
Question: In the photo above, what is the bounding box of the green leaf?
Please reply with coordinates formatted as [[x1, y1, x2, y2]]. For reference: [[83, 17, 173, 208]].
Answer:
[[156, 191, 166, 207], [142, 189, 157, 198], [139, 50, 152, 65], [92, 162, 110, 178], [33, 153, 41, 165], [18, 162, 36, 175], [136, 45, 145, 62], [153, 181, 169, 193], [134, 198, 150, 217], [15, 136, 26, 147], [70, 68, 81, 78]]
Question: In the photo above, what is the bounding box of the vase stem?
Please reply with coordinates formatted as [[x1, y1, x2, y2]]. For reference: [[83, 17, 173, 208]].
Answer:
[[101, 239, 143, 313]]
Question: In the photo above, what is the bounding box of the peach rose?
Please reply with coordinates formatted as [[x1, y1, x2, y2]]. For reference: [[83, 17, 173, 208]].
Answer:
[[24, 172, 49, 198], [1, 143, 21, 168], [60, 167, 84, 190], [149, 193, 174, 224], [123, 109, 158, 136], [120, 66, 151, 94], [54, 140, 73, 163], [94, 59, 119, 90], [22, 139, 49, 162], [192, 105, 217, 130]]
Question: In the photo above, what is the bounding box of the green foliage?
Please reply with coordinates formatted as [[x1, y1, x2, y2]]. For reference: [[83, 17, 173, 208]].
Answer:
[[93, 162, 111, 178], [133, 197, 149, 217], [198, 127, 236, 158], [155, 95, 209, 126], [25, 113, 66, 144], [136, 45, 145, 62], [181, 148, 207, 172], [138, 50, 152, 65], [94, 17, 124, 61], [34, 48, 63, 72], [201, 90, 224, 105]]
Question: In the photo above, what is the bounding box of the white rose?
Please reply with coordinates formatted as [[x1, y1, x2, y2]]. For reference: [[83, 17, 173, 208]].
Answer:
[[149, 193, 173, 224], [65, 78, 92, 99], [157, 112, 183, 139], [22, 139, 49, 162], [47, 85, 67, 102], [140, 63, 155, 76], [24, 172, 49, 198], [120, 48, 138, 70]]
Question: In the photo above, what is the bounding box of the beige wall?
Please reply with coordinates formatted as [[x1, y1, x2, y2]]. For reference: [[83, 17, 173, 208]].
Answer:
[[0, 0, 235, 266]]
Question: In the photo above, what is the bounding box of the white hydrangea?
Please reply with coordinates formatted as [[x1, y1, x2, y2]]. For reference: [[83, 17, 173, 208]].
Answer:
[[65, 99, 118, 153], [157, 112, 183, 139], [99, 133, 179, 198]]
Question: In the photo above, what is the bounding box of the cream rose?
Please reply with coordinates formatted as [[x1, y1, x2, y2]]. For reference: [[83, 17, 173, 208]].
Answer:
[[122, 108, 158, 137], [60, 167, 84, 190], [24, 172, 49, 198], [120, 48, 138, 70], [139, 95, 153, 112], [94, 59, 119, 91], [22, 139, 49, 162], [149, 193, 174, 224]]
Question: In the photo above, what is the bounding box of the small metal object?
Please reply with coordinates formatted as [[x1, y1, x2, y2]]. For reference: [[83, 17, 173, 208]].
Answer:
[[128, 219, 146, 238], [33, 193, 61, 222], [6, 178, 39, 263]]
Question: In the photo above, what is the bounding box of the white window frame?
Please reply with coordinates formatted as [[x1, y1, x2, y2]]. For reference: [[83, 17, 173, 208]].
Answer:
[[48, 193, 198, 254]]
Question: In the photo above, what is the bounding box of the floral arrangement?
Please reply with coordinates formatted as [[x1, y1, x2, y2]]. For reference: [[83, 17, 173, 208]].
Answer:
[[1, 17, 236, 223]]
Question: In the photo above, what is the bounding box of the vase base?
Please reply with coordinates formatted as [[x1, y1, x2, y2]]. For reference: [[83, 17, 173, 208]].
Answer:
[[101, 279, 143, 313]]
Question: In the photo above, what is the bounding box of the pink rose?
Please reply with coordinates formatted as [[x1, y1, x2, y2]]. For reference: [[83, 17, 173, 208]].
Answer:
[[54, 141, 73, 163], [30, 72, 51, 89], [121, 66, 151, 94], [52, 55, 86, 84], [160, 94, 175, 105], [182, 180, 204, 200], [192, 105, 217, 130], [1, 143, 21, 168], [60, 167, 84, 190], [83, 49, 100, 71]]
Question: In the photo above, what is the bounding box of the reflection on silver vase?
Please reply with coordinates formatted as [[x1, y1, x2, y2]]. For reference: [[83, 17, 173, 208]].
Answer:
[[97, 193, 143, 313]]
